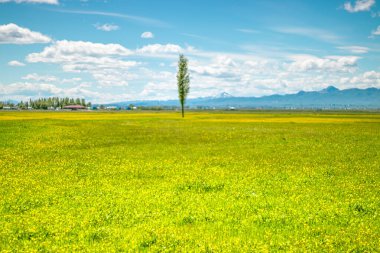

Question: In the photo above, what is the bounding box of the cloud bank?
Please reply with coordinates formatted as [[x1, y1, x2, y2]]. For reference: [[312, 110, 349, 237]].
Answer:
[[0, 23, 51, 44]]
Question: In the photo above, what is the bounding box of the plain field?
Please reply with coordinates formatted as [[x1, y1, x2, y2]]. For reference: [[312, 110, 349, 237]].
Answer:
[[0, 111, 379, 252]]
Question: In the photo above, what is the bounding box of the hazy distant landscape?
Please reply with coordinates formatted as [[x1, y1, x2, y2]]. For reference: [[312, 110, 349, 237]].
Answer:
[[105, 86, 380, 110]]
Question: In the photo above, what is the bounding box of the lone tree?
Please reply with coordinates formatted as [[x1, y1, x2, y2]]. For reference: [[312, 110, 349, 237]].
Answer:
[[177, 54, 190, 117]]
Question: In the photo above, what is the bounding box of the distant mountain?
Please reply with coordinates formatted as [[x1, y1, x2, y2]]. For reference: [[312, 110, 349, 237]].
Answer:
[[216, 92, 234, 98], [105, 86, 380, 109], [319, 86, 339, 93]]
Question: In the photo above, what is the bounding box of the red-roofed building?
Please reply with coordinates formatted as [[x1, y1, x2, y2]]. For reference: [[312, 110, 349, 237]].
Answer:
[[63, 105, 86, 110]]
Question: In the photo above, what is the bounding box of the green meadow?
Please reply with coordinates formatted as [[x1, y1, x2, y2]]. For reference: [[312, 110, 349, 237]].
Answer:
[[0, 111, 379, 252]]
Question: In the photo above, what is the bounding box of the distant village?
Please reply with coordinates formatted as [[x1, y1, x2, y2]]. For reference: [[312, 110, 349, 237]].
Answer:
[[0, 97, 92, 111], [0, 97, 159, 111]]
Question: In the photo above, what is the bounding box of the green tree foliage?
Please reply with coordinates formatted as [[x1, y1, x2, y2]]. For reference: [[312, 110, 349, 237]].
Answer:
[[177, 54, 190, 118], [0, 97, 91, 110], [0, 101, 14, 109]]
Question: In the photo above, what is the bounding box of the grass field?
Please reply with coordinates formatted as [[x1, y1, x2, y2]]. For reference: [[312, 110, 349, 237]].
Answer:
[[0, 111, 379, 252]]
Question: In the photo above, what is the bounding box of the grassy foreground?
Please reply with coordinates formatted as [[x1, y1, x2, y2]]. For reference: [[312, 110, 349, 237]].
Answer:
[[0, 111, 379, 252]]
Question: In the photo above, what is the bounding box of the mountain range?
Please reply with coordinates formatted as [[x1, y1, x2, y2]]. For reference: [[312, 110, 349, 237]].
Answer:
[[106, 86, 380, 109]]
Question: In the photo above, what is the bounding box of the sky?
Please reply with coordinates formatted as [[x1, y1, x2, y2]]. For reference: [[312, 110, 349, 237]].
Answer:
[[0, 0, 380, 103]]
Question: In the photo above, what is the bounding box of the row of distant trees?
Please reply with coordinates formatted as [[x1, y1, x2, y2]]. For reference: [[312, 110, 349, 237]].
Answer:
[[0, 97, 91, 110]]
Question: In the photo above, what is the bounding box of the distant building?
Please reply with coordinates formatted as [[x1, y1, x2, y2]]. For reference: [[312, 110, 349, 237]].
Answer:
[[106, 106, 117, 110], [63, 105, 86, 110]]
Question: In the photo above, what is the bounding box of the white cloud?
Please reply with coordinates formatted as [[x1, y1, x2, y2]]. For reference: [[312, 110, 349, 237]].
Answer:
[[27, 40, 132, 63], [339, 71, 380, 89], [21, 39, 378, 101], [0, 72, 138, 103], [344, 0, 375, 12], [0, 23, 51, 44], [0, 81, 131, 103], [27, 41, 189, 66], [0, 0, 58, 4], [26, 40, 138, 87], [139, 68, 174, 80], [89, 69, 135, 87], [22, 73, 57, 82], [8, 60, 25, 66], [337, 46, 369, 54], [177, 50, 375, 98], [363, 70, 380, 79], [139, 81, 177, 100], [61, 77, 82, 83], [286, 55, 359, 72], [371, 26, 380, 36], [141, 31, 154, 39], [1, 79, 93, 100], [186, 53, 287, 97], [94, 23, 119, 32], [0, 82, 62, 97], [190, 55, 239, 78], [136, 43, 183, 55]]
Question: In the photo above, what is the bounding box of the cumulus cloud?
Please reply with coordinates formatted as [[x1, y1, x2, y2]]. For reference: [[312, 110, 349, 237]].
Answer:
[[0, 82, 62, 97], [0, 81, 126, 103], [26, 40, 138, 87], [8, 60, 25, 66], [286, 55, 359, 72], [0, 81, 137, 103], [136, 44, 188, 57], [0, 69, 135, 103], [139, 81, 177, 100], [94, 23, 119, 32], [27, 41, 189, 66], [0, 0, 58, 4], [61, 77, 82, 83], [22, 39, 377, 101], [22, 73, 57, 82], [141, 31, 154, 39], [0, 23, 51, 44], [27, 40, 132, 63], [337, 46, 369, 54], [363, 71, 380, 79], [344, 0, 375, 12], [339, 71, 380, 89], [177, 50, 377, 98], [187, 54, 287, 96], [191, 55, 239, 78]]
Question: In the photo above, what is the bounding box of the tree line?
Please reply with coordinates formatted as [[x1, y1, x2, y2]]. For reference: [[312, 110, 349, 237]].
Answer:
[[0, 97, 91, 110]]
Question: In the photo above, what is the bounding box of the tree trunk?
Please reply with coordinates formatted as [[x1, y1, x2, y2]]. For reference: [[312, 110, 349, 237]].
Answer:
[[181, 103, 184, 118]]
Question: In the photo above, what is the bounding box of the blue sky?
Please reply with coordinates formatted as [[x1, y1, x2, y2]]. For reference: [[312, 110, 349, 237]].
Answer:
[[0, 0, 379, 103]]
